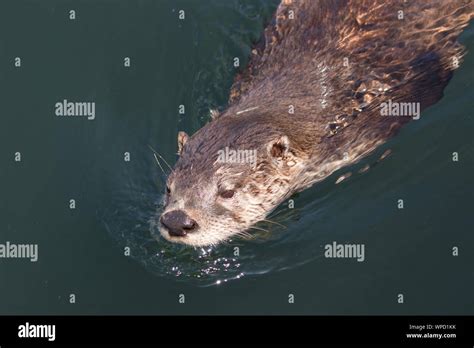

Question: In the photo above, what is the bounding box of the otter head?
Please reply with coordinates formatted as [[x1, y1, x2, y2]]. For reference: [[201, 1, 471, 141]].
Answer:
[[158, 114, 305, 247]]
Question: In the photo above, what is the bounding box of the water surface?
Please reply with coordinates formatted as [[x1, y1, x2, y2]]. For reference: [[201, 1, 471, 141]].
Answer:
[[0, 0, 473, 314]]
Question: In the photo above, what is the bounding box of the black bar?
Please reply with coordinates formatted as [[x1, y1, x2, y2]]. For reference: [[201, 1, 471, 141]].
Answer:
[[0, 316, 473, 345]]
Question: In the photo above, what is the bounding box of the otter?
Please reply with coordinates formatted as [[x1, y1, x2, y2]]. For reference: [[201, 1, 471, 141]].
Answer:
[[159, 0, 473, 246]]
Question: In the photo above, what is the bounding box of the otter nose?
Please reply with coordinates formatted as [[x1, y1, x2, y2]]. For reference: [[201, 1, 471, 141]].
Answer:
[[160, 210, 198, 237]]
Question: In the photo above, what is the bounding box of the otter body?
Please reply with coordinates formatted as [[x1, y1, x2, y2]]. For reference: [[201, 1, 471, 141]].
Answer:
[[159, 0, 473, 246]]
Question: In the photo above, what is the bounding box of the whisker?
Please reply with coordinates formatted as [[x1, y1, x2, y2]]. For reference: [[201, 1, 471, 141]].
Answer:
[[240, 230, 254, 238], [152, 153, 166, 175], [267, 208, 284, 218], [236, 231, 254, 240], [248, 226, 270, 234], [260, 219, 286, 229], [148, 144, 173, 172], [268, 206, 295, 220]]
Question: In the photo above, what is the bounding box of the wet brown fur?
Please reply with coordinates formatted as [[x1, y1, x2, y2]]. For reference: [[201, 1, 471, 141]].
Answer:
[[226, 0, 473, 183], [161, 0, 473, 246]]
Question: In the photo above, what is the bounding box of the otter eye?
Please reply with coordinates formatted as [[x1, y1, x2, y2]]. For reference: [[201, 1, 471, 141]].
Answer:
[[166, 186, 171, 194], [219, 189, 235, 199]]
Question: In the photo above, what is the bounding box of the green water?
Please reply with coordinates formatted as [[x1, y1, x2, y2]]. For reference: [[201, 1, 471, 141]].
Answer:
[[0, 0, 473, 315]]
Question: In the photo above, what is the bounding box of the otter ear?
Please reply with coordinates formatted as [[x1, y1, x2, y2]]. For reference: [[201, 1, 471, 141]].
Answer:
[[177, 131, 189, 156], [268, 135, 290, 159], [268, 135, 300, 167]]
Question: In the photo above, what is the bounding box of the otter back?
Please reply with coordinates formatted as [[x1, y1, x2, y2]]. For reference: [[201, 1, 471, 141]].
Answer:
[[226, 0, 473, 181]]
